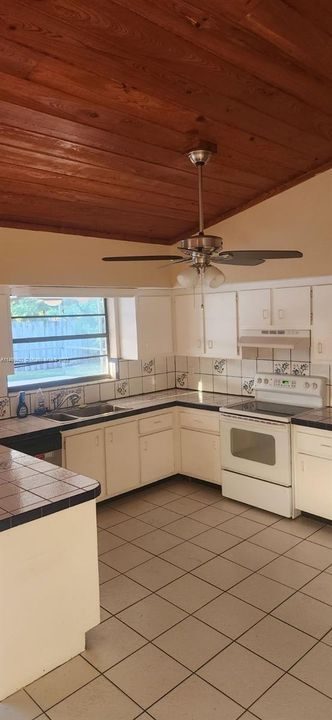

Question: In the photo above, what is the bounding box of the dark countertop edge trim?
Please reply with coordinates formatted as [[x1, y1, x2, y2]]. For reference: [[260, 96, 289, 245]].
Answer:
[[0, 399, 222, 443], [0, 484, 101, 532], [292, 417, 332, 431]]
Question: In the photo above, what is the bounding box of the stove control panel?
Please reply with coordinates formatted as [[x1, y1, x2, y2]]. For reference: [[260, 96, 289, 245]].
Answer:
[[253, 374, 326, 401]]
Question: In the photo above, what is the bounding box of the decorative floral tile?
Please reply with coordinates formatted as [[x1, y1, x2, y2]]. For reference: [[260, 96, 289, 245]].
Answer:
[[115, 380, 129, 398], [176, 372, 188, 388], [273, 362, 290, 375], [49, 386, 83, 409], [0, 397, 10, 419], [213, 359, 226, 375], [142, 359, 155, 375], [291, 362, 310, 376], [242, 377, 255, 396]]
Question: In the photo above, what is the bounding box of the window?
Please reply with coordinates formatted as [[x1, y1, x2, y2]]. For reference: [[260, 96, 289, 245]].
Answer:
[[8, 297, 109, 388]]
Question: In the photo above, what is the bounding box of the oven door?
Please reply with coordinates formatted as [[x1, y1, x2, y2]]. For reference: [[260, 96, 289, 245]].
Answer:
[[220, 414, 291, 486]]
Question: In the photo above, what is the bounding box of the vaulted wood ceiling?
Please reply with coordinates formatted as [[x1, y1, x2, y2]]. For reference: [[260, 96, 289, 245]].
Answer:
[[0, 0, 332, 244]]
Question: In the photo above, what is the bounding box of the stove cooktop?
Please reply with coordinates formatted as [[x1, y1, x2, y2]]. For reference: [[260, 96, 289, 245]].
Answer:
[[221, 400, 311, 419]]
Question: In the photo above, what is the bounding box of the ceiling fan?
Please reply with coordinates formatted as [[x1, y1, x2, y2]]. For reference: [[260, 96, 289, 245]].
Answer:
[[102, 146, 303, 287]]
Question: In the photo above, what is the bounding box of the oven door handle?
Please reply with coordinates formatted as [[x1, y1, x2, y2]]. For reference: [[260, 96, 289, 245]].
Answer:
[[219, 413, 287, 427]]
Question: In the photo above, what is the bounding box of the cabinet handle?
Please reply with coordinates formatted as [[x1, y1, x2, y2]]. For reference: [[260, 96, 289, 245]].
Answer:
[[278, 309, 284, 319], [143, 440, 148, 451], [95, 435, 99, 447], [320, 444, 332, 448], [153, 420, 161, 424], [208, 340, 213, 349], [109, 432, 113, 444], [317, 342, 323, 354], [262, 309, 269, 320], [301, 459, 305, 472]]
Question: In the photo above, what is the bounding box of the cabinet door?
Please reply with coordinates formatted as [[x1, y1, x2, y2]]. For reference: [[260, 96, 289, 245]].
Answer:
[[312, 285, 332, 360], [174, 294, 203, 356], [272, 286, 310, 328], [63, 428, 106, 500], [0, 294, 14, 375], [140, 429, 175, 484], [180, 428, 220, 484], [137, 296, 173, 357], [204, 292, 238, 358], [295, 452, 332, 520], [238, 289, 271, 329], [105, 422, 140, 496]]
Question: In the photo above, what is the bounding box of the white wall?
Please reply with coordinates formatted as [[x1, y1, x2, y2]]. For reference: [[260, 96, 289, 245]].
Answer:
[[172, 168, 332, 285]]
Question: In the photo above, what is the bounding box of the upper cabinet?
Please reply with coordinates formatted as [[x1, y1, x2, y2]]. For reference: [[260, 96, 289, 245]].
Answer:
[[0, 293, 14, 376], [117, 295, 173, 359], [311, 285, 332, 360], [174, 291, 238, 358], [174, 294, 203, 357], [238, 288, 271, 329], [204, 292, 238, 358], [238, 286, 310, 329]]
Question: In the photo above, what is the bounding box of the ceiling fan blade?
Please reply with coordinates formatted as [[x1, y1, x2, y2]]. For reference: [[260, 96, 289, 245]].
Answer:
[[102, 255, 183, 262], [213, 256, 265, 266], [160, 258, 190, 268], [218, 250, 303, 261]]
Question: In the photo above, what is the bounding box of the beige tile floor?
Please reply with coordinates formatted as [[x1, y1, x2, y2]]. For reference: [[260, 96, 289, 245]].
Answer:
[[2, 476, 332, 720]]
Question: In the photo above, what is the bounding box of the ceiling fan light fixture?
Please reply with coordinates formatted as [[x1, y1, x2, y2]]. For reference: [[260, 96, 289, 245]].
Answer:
[[203, 265, 225, 288], [176, 265, 199, 288]]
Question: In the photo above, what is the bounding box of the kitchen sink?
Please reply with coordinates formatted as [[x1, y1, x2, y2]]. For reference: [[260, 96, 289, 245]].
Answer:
[[69, 402, 128, 417], [44, 402, 131, 422], [44, 411, 77, 421]]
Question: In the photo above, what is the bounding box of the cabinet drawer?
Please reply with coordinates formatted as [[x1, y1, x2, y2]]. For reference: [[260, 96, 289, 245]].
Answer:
[[296, 431, 332, 460], [179, 411, 219, 433], [139, 412, 173, 434]]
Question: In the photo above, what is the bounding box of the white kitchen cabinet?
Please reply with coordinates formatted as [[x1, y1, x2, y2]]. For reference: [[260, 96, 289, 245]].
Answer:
[[295, 452, 332, 520], [294, 426, 332, 520], [105, 421, 140, 496], [63, 427, 106, 500], [174, 294, 203, 356], [0, 293, 14, 375], [204, 292, 238, 358], [140, 429, 175, 485], [180, 428, 220, 484], [238, 286, 310, 329], [238, 288, 271, 329], [117, 295, 173, 359], [312, 285, 332, 360], [174, 292, 237, 358], [272, 286, 310, 328]]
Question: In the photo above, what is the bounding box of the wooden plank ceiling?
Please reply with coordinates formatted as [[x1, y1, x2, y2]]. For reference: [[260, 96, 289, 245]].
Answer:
[[0, 0, 332, 244]]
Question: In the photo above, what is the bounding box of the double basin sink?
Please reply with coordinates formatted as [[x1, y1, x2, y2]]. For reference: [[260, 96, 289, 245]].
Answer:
[[45, 402, 131, 422]]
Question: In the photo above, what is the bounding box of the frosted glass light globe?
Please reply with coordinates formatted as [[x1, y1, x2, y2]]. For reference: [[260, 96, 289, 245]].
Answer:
[[177, 266, 199, 288], [203, 265, 225, 288]]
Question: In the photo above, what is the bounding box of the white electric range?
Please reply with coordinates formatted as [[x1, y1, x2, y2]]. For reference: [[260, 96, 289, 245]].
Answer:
[[219, 373, 327, 517]]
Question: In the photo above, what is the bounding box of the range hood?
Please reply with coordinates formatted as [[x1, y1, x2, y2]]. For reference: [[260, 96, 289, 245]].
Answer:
[[238, 329, 310, 350]]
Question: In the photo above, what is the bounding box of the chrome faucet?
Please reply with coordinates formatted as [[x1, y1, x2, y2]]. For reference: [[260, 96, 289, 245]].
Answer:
[[53, 392, 81, 410]]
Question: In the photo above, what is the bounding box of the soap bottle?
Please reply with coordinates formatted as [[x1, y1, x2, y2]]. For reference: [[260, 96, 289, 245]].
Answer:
[[16, 391, 29, 418], [34, 388, 47, 415]]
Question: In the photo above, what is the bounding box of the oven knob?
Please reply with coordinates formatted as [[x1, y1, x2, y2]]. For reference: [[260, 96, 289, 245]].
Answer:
[[257, 377, 262, 384], [312, 382, 318, 390], [264, 378, 269, 384], [304, 381, 310, 389]]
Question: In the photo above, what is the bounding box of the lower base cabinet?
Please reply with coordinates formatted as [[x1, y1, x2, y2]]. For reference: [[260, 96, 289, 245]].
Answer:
[[105, 421, 140, 496], [140, 429, 175, 485], [295, 451, 332, 520], [180, 428, 220, 484], [63, 427, 106, 499]]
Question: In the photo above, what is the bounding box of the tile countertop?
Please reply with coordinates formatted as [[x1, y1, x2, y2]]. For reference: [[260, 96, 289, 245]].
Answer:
[[0, 389, 239, 533], [291, 407, 332, 431]]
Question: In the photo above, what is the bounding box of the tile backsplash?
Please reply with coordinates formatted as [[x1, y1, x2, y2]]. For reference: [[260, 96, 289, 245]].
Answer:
[[2, 347, 332, 418], [175, 348, 332, 405], [3, 357, 176, 418]]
